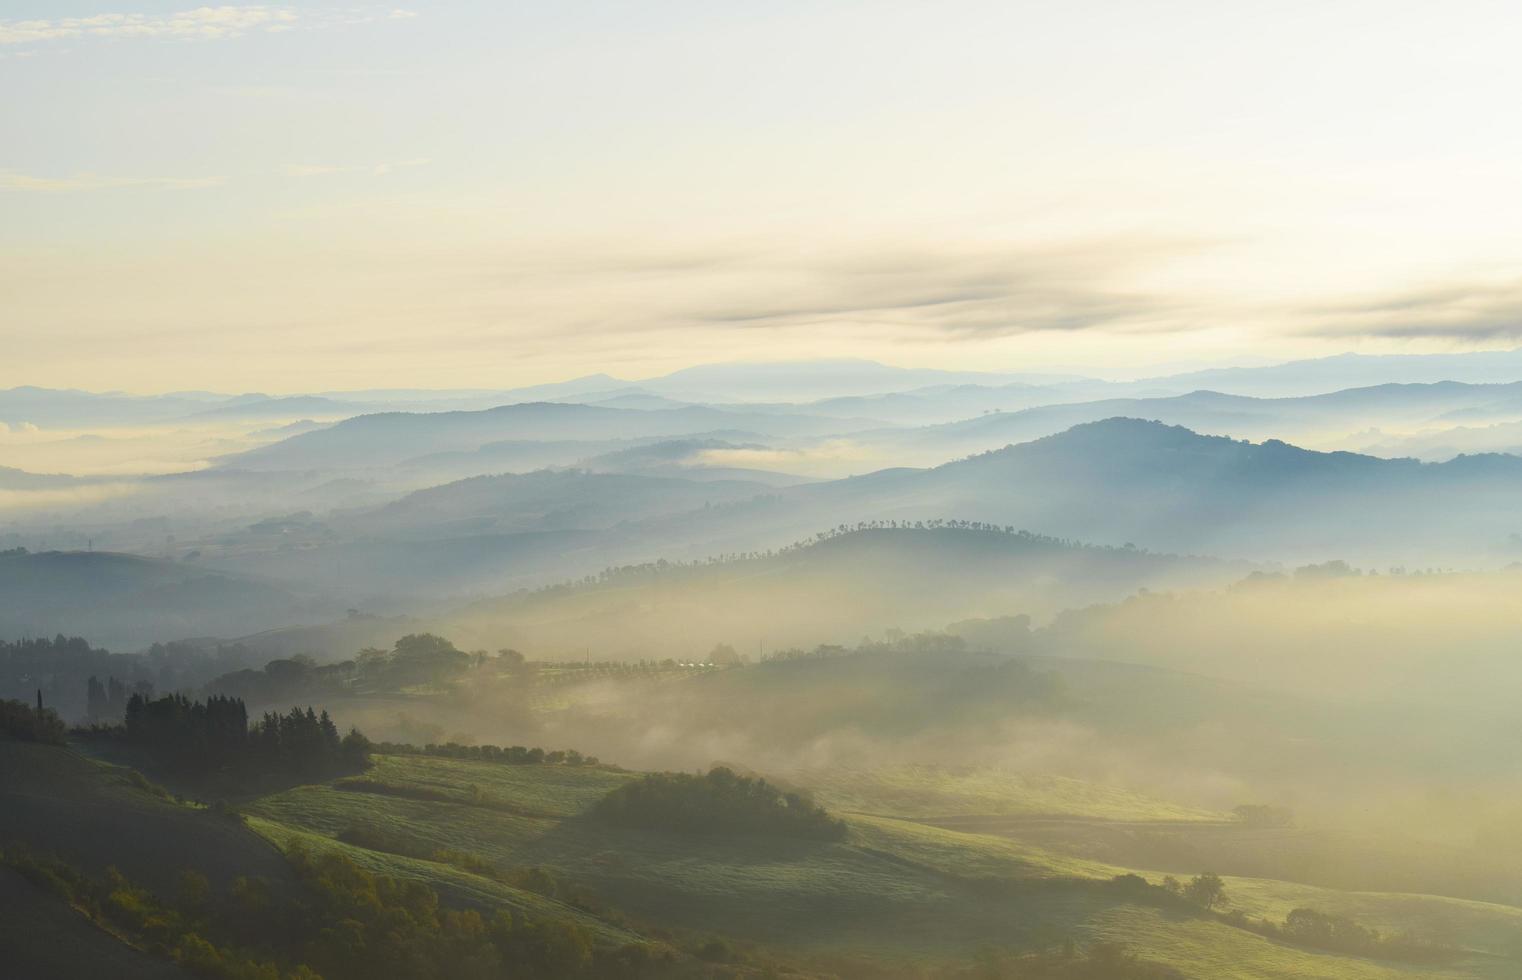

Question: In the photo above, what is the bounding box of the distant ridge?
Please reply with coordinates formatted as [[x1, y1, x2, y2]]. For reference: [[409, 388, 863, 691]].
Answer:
[[1142, 347, 1522, 397]]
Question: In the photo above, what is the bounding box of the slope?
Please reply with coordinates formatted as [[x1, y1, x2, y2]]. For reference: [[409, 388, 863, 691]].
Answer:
[[440, 525, 1236, 660]]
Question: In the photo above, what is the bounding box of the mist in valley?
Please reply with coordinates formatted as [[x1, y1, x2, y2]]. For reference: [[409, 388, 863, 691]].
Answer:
[[13, 4, 1522, 975]]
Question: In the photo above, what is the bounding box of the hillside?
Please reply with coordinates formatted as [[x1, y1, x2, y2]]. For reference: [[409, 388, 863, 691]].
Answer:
[[0, 550, 337, 651], [333, 469, 776, 540], [226, 401, 887, 471], [243, 750, 1522, 978], [868, 381, 1522, 459], [759, 419, 1522, 565], [439, 525, 1237, 660], [0, 739, 294, 895], [0, 868, 186, 979], [33, 419, 1522, 648], [6, 720, 1519, 978]]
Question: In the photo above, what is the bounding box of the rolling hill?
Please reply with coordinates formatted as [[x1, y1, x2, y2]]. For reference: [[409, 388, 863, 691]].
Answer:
[[224, 402, 890, 472], [14, 732, 1514, 978], [332, 469, 778, 541], [0, 550, 337, 651], [850, 381, 1522, 462], [438, 524, 1237, 660], [647, 418, 1522, 566]]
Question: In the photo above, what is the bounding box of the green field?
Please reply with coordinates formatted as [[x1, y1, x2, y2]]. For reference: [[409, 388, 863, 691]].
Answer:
[[802, 764, 1226, 822], [240, 752, 1522, 978], [5, 738, 1520, 978]]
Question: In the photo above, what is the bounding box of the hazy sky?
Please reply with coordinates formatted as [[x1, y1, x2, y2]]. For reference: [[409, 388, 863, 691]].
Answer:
[[5, 1, 1522, 392]]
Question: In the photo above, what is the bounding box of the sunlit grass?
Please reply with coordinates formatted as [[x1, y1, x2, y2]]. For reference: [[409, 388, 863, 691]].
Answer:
[[240, 751, 1522, 976]]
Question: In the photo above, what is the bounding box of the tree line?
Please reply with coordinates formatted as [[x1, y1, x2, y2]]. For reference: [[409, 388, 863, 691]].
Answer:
[[2, 633, 268, 723], [1107, 872, 1455, 965], [525, 520, 1157, 599], [380, 740, 604, 768], [100, 692, 372, 777], [207, 633, 483, 705]]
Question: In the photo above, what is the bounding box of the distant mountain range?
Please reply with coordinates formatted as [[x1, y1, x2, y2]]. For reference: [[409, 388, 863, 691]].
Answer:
[[20, 415, 1522, 651], [762, 418, 1522, 564], [187, 418, 1522, 612], [16, 347, 1522, 432], [223, 402, 886, 472], [847, 380, 1522, 461]]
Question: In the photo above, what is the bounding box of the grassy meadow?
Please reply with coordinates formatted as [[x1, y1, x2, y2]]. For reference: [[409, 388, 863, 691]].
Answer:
[[233, 751, 1522, 978]]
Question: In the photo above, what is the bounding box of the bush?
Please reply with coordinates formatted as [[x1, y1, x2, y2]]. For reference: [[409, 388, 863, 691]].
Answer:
[[592, 766, 847, 841], [0, 698, 67, 744]]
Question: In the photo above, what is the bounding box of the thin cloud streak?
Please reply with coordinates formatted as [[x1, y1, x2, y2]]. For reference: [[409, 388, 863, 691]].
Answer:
[[0, 5, 417, 47], [0, 171, 227, 192], [282, 158, 431, 178], [675, 242, 1199, 339], [0, 7, 297, 45], [1304, 280, 1522, 342]]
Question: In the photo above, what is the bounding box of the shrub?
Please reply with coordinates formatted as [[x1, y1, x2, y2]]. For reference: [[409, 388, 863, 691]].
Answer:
[[592, 766, 847, 841], [0, 698, 67, 744]]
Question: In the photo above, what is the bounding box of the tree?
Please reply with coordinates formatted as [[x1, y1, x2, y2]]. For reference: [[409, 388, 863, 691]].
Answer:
[[706, 643, 741, 665], [87, 675, 108, 721], [386, 634, 471, 688], [1184, 872, 1227, 910], [0, 698, 67, 743]]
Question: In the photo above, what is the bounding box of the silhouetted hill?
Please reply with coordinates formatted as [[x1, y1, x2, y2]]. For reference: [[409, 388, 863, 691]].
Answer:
[[612, 418, 1522, 567], [442, 524, 1235, 659], [187, 394, 370, 420], [865, 418, 1522, 562], [635, 358, 1075, 402], [227, 401, 886, 471], [0, 550, 334, 650], [574, 439, 813, 486], [1147, 347, 1522, 397], [866, 381, 1522, 461], [335, 469, 776, 539], [0, 465, 86, 490]]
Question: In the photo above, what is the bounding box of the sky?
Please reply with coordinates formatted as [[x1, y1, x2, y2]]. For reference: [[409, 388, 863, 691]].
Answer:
[[4, 0, 1522, 392]]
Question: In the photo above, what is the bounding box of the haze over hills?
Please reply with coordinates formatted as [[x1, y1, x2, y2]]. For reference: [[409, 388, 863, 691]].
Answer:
[[30, 417, 1522, 628], [15, 347, 1522, 432], [15, 365, 1522, 980], [26, 7, 1522, 974], [863, 380, 1522, 459], [331, 469, 780, 541], [0, 549, 338, 651], [222, 401, 891, 472], [1150, 349, 1522, 398], [438, 524, 1237, 662], [586, 419, 1522, 569]]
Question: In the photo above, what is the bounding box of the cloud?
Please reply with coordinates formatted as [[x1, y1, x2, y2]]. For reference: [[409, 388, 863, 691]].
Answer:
[[1303, 279, 1522, 342], [0, 7, 297, 44], [0, 171, 226, 192], [281, 164, 350, 178], [0, 482, 142, 513], [0, 5, 417, 47], [281, 158, 430, 178], [670, 241, 1197, 340]]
